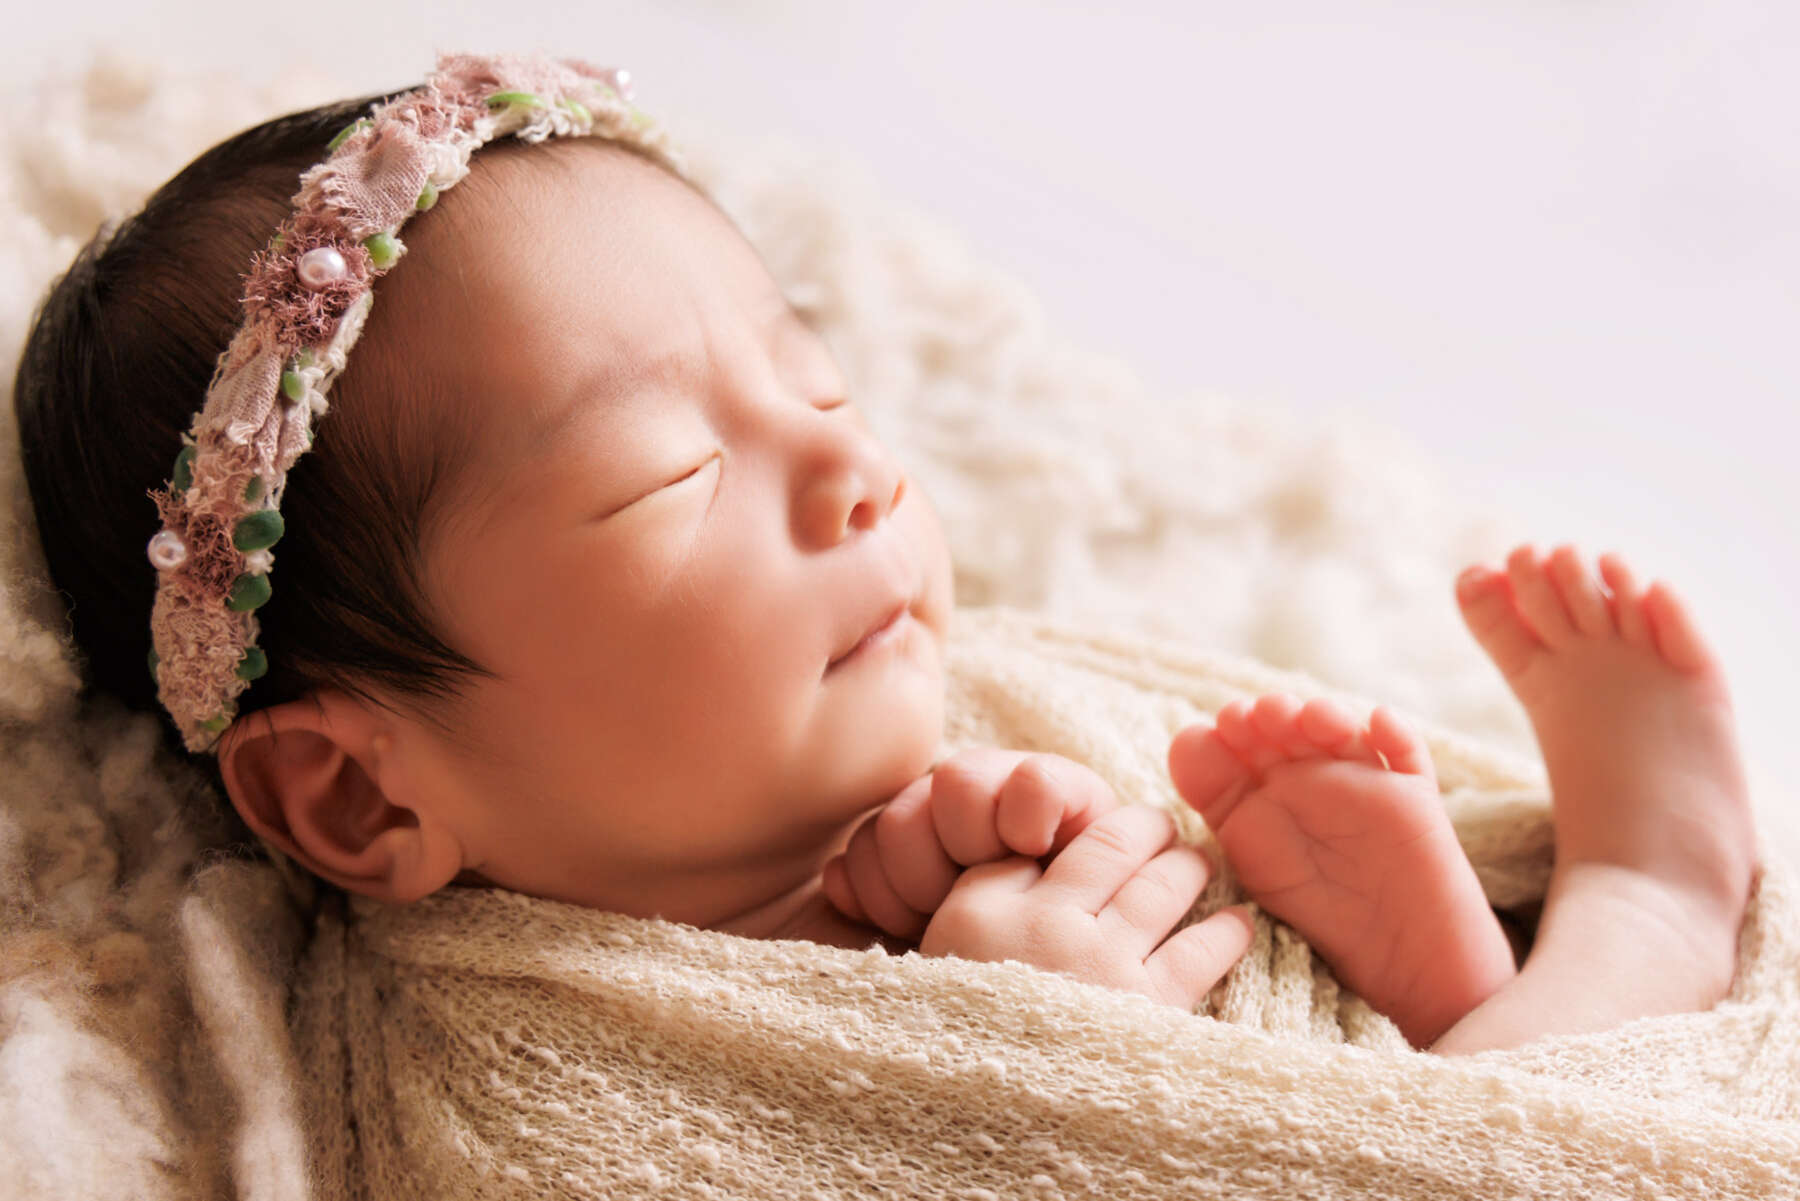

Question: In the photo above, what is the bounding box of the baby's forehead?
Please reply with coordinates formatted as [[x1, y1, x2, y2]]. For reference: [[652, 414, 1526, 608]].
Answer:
[[440, 137, 731, 287], [407, 137, 772, 358], [380, 136, 787, 488]]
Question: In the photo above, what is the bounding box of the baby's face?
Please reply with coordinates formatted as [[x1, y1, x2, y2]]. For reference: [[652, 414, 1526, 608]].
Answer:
[[398, 144, 954, 925]]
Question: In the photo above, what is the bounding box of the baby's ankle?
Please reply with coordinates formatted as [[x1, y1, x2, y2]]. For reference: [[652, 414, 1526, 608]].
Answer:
[[1538, 861, 1742, 1016]]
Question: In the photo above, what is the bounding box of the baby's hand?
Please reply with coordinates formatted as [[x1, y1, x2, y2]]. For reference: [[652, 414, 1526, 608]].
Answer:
[[821, 749, 1122, 943], [918, 804, 1255, 1012]]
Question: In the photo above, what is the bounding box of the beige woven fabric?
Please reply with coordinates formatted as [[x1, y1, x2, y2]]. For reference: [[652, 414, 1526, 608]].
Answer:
[[188, 605, 1800, 1200]]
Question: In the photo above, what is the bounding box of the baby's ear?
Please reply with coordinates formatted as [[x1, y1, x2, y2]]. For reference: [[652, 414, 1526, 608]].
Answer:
[[216, 691, 465, 903]]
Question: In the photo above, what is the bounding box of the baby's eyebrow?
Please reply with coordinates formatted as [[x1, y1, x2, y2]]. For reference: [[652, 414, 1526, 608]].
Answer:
[[528, 333, 704, 457], [531, 296, 810, 452]]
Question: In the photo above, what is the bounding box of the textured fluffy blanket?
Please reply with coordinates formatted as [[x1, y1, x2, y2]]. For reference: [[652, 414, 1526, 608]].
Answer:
[[5, 48, 1800, 1201]]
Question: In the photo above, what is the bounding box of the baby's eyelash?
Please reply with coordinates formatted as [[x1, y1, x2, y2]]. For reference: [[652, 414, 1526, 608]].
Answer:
[[596, 454, 719, 522], [665, 453, 720, 488]]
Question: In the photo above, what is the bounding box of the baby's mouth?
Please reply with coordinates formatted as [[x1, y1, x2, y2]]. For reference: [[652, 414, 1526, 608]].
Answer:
[[826, 602, 910, 672]]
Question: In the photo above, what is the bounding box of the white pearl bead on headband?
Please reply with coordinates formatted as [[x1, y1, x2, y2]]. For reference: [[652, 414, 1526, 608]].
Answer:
[[295, 246, 350, 290], [147, 529, 188, 570], [145, 50, 689, 752]]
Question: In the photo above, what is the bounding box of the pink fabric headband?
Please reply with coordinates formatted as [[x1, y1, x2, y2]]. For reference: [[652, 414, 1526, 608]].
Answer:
[[146, 51, 685, 752]]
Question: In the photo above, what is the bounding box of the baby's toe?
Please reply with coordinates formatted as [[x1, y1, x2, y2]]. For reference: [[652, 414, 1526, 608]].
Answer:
[[1506, 545, 1574, 645], [1597, 553, 1653, 647], [1369, 706, 1437, 785], [1641, 580, 1719, 677], [1546, 545, 1613, 637], [1250, 693, 1315, 761], [1211, 701, 1278, 771], [1169, 724, 1253, 825], [1297, 697, 1382, 766], [1214, 699, 1284, 772], [1456, 563, 1543, 682]]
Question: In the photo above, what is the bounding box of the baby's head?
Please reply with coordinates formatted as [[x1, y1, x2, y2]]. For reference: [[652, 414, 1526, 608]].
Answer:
[[14, 71, 955, 928]]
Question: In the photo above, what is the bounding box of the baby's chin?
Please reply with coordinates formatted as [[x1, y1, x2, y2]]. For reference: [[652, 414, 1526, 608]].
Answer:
[[825, 666, 946, 809], [816, 724, 942, 828]]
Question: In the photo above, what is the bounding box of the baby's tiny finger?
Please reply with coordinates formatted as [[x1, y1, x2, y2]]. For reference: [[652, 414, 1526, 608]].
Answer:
[[1144, 905, 1255, 1012], [930, 748, 1032, 863], [998, 755, 1119, 859], [844, 817, 928, 941], [820, 854, 868, 924], [916, 857, 1046, 959], [994, 758, 1061, 856], [1098, 844, 1213, 957], [874, 776, 961, 913], [946, 855, 1046, 898], [1037, 804, 1179, 913]]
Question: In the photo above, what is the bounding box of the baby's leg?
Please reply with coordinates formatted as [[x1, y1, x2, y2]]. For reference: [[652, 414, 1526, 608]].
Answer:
[[1169, 697, 1516, 1048], [1430, 546, 1756, 1055]]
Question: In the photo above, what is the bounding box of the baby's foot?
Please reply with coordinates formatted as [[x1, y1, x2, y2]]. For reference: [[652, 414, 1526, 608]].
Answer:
[[1456, 546, 1756, 1016], [1168, 696, 1516, 1048]]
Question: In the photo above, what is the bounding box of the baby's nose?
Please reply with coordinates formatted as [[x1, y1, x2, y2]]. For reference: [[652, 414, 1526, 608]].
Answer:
[[794, 428, 906, 548]]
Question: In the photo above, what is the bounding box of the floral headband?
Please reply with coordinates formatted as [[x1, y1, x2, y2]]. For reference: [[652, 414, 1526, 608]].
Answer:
[[146, 51, 685, 752]]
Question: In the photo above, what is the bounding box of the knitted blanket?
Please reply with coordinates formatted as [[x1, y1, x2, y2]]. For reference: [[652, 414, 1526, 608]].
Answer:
[[170, 607, 1800, 1200]]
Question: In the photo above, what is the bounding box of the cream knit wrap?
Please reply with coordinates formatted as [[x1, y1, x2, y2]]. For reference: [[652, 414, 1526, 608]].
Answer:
[[173, 608, 1800, 1200]]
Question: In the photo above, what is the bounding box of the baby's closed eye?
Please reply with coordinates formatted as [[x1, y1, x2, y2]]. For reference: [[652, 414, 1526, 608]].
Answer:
[[596, 451, 722, 522]]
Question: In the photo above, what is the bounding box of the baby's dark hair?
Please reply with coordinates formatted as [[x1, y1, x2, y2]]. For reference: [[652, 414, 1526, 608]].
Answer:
[[12, 88, 686, 782]]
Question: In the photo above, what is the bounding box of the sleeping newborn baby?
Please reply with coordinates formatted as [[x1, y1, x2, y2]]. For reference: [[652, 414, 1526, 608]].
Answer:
[[15, 85, 1757, 1057]]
